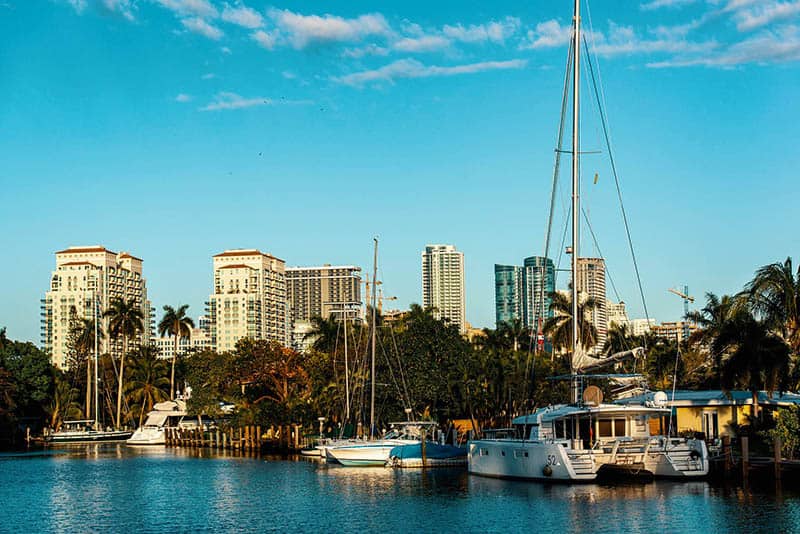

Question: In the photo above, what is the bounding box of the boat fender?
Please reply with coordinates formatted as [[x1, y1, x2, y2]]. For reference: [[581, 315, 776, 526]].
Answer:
[[542, 465, 553, 477]]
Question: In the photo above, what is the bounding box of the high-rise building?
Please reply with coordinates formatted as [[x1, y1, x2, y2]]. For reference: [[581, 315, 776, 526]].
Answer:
[[652, 321, 699, 344], [494, 264, 523, 327], [576, 257, 607, 352], [286, 264, 362, 351], [41, 245, 152, 369], [523, 256, 555, 332], [206, 249, 288, 353], [421, 244, 466, 333], [607, 300, 629, 328], [152, 327, 211, 360], [628, 318, 655, 337]]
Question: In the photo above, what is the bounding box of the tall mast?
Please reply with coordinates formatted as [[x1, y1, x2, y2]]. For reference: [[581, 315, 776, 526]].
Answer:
[[570, 0, 581, 401], [369, 237, 378, 439], [94, 292, 100, 427], [342, 303, 350, 424]]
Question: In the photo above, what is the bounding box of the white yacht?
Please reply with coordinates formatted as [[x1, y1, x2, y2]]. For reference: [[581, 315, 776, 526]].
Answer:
[[325, 421, 438, 467], [127, 399, 208, 446], [44, 420, 132, 444]]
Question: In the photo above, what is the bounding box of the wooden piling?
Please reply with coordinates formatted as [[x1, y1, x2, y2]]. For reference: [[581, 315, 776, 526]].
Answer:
[[421, 429, 427, 469], [775, 437, 782, 482], [741, 436, 749, 483], [256, 426, 261, 451], [722, 435, 731, 476]]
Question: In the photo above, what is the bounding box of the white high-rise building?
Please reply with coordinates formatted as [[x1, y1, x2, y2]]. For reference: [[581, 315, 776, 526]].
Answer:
[[206, 249, 288, 353], [41, 246, 152, 369], [628, 318, 655, 337], [286, 265, 362, 351], [421, 244, 466, 333], [607, 300, 629, 328], [152, 327, 211, 360], [576, 258, 607, 353]]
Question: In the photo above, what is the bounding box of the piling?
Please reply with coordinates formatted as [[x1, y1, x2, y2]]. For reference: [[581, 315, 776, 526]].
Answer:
[[722, 436, 731, 476], [775, 437, 782, 482], [741, 436, 750, 483], [421, 429, 427, 469]]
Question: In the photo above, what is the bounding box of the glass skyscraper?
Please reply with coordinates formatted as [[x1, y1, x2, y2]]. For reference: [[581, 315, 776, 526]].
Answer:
[[523, 256, 555, 333], [494, 264, 523, 327]]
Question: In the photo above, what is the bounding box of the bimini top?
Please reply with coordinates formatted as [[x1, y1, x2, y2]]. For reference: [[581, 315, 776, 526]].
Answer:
[[512, 403, 669, 425]]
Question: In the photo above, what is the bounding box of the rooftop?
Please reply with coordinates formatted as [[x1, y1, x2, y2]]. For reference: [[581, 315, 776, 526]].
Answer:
[[616, 390, 800, 407]]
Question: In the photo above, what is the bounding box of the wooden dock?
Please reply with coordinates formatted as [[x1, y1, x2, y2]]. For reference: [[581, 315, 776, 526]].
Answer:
[[164, 425, 312, 454]]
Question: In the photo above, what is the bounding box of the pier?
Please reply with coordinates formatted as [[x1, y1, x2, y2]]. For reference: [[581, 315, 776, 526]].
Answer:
[[164, 425, 312, 454]]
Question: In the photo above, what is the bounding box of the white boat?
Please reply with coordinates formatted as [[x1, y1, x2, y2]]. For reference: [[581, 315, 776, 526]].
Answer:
[[470, 401, 707, 481], [127, 399, 211, 446], [44, 420, 132, 444], [325, 421, 438, 467]]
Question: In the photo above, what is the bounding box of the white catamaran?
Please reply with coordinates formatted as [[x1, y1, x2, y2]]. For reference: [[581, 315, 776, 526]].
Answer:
[[467, 0, 708, 482]]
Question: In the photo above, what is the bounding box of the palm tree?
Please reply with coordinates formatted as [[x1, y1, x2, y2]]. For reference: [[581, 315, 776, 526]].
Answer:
[[713, 307, 791, 412], [158, 304, 194, 399], [304, 315, 341, 354], [48, 374, 82, 430], [125, 346, 169, 427], [604, 322, 632, 356], [543, 291, 600, 358], [687, 293, 737, 381], [497, 318, 531, 353], [70, 317, 104, 419], [743, 257, 800, 354], [103, 297, 144, 429]]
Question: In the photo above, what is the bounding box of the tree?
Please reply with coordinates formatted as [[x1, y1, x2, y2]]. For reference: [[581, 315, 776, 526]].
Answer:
[[67, 314, 104, 419], [48, 373, 82, 430], [543, 291, 600, 357], [103, 297, 144, 428], [713, 307, 791, 412], [304, 315, 341, 354], [125, 346, 169, 427], [744, 257, 800, 354], [687, 293, 738, 381], [604, 322, 632, 356], [158, 304, 195, 399]]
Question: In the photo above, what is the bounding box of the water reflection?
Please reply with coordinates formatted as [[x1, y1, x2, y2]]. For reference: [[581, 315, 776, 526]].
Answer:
[[3, 447, 800, 533]]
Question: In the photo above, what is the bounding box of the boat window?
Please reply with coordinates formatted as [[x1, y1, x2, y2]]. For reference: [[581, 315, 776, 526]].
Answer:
[[614, 419, 626, 437], [479, 448, 489, 456], [554, 421, 564, 439], [513, 449, 529, 458], [598, 419, 612, 437]]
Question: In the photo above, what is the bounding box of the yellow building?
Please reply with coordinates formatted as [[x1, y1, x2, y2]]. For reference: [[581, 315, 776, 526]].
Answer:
[[619, 390, 800, 439]]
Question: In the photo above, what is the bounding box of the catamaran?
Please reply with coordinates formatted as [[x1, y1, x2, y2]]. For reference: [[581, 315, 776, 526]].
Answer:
[[467, 0, 708, 482]]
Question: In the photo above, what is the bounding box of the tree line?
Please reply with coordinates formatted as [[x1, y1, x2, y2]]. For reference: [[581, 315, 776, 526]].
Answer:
[[1, 256, 798, 447]]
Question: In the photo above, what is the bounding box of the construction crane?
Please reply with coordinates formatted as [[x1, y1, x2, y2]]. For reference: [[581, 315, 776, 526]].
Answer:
[[668, 286, 694, 342]]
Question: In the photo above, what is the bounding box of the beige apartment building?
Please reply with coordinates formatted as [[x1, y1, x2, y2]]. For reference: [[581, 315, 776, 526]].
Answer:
[[576, 257, 608, 353], [152, 326, 211, 360], [41, 246, 152, 369], [206, 249, 289, 353], [285, 265, 362, 351], [421, 244, 466, 333]]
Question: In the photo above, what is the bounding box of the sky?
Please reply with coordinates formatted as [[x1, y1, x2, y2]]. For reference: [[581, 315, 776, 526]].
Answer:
[[1, 0, 800, 343]]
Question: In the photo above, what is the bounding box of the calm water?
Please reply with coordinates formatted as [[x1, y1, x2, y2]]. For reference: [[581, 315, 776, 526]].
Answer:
[[1, 445, 798, 533]]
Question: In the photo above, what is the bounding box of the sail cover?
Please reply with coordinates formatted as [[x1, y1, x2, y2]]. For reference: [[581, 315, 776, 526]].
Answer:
[[572, 347, 645, 372]]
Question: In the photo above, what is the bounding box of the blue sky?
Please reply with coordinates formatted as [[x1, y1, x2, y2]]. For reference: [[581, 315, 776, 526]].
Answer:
[[1, 0, 799, 343]]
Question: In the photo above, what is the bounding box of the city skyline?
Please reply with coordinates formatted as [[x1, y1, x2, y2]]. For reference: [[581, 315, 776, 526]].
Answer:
[[2, 1, 800, 343]]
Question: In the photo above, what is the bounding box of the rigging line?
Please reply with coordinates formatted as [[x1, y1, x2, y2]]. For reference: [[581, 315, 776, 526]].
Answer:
[[582, 34, 651, 331], [581, 207, 622, 302], [375, 327, 404, 408], [389, 326, 412, 410]]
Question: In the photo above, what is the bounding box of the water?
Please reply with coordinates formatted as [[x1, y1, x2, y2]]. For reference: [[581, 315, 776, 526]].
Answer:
[[1, 445, 798, 533]]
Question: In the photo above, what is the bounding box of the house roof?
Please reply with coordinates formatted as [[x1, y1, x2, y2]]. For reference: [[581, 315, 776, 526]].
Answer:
[[218, 264, 255, 270], [118, 252, 143, 262], [59, 261, 97, 267], [214, 249, 284, 262], [56, 246, 113, 255], [616, 390, 800, 407]]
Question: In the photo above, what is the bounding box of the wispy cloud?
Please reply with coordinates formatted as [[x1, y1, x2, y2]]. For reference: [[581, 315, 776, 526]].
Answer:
[[442, 17, 520, 43], [154, 0, 217, 19], [640, 0, 699, 10], [67, 0, 88, 13], [200, 91, 312, 111], [334, 58, 527, 87], [268, 8, 391, 49], [201, 72, 215, 79], [220, 2, 263, 29], [221, 46, 232, 54], [175, 93, 192, 102], [519, 20, 573, 50], [342, 44, 390, 58], [392, 35, 451, 53], [101, 0, 135, 20], [251, 29, 278, 50], [593, 22, 717, 56], [648, 24, 800, 66], [732, 1, 800, 32], [181, 17, 224, 40]]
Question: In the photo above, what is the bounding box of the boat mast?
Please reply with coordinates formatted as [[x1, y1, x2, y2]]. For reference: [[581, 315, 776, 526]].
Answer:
[[343, 301, 350, 424], [369, 237, 378, 439], [94, 292, 100, 427], [570, 0, 581, 403]]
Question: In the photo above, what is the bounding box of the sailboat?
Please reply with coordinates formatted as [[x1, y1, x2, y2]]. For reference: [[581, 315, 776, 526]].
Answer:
[[467, 0, 708, 481], [45, 295, 132, 444]]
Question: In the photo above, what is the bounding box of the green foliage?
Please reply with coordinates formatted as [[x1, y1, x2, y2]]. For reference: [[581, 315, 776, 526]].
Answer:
[[125, 346, 170, 426], [762, 406, 800, 459], [184, 350, 239, 416]]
